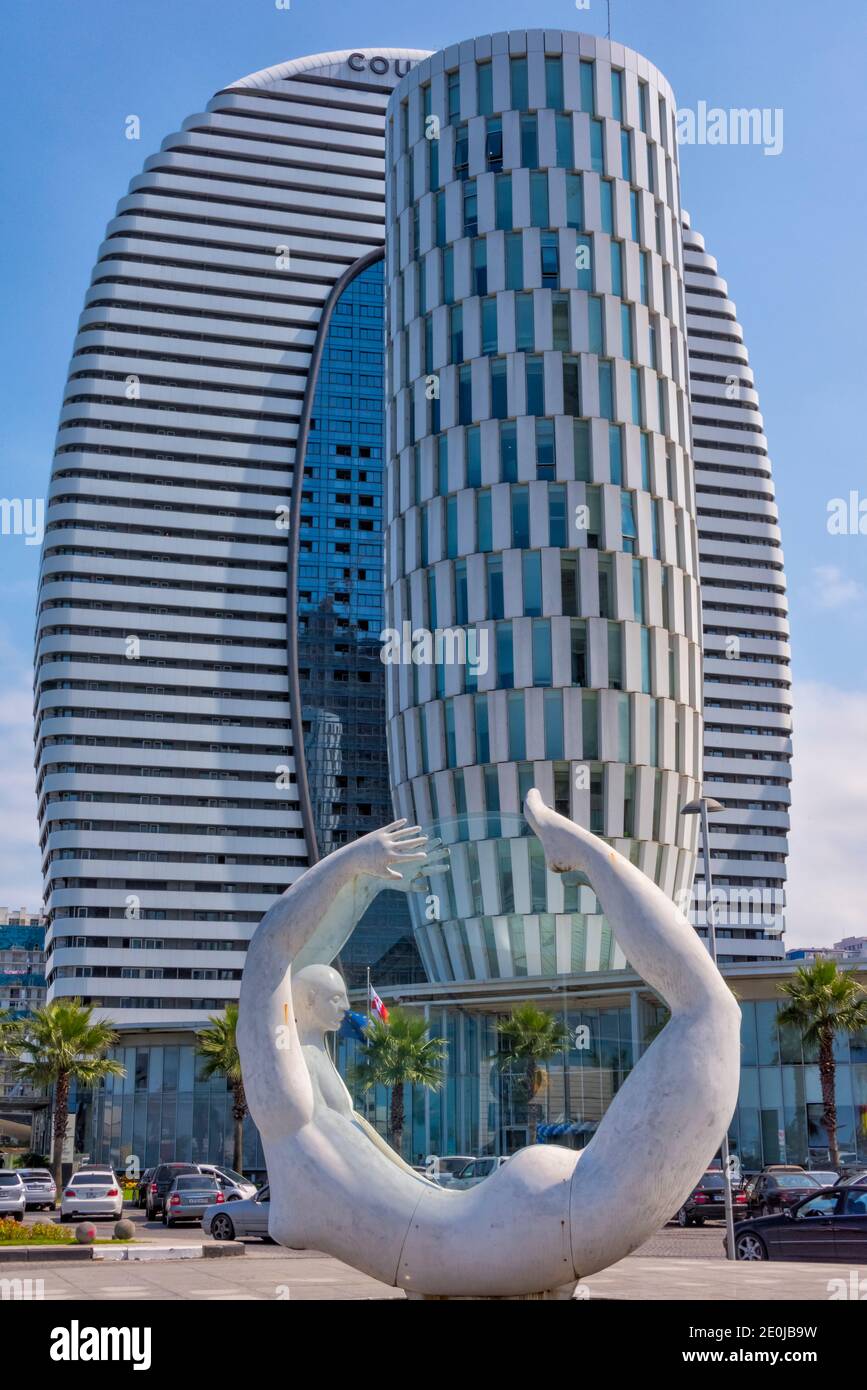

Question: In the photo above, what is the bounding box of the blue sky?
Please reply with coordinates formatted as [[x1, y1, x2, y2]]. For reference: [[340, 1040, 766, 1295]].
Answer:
[[1, 0, 865, 939]]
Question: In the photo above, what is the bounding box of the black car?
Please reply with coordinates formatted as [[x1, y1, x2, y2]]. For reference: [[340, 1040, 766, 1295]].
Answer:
[[744, 1167, 822, 1216], [675, 1171, 749, 1226], [729, 1185, 867, 1261], [145, 1162, 200, 1219], [135, 1167, 155, 1209]]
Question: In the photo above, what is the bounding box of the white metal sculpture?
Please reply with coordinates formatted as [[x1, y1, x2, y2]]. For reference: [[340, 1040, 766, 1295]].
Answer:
[[237, 790, 741, 1298]]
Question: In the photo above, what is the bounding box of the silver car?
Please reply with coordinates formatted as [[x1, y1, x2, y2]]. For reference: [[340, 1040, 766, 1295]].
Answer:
[[0, 1171, 26, 1221], [202, 1184, 273, 1242], [424, 1155, 475, 1187], [18, 1167, 57, 1210], [195, 1163, 257, 1201], [163, 1174, 223, 1227], [446, 1156, 511, 1190]]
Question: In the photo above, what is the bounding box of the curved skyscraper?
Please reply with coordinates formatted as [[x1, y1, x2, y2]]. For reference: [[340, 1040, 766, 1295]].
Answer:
[[683, 214, 791, 960], [383, 32, 704, 983], [35, 49, 428, 1024]]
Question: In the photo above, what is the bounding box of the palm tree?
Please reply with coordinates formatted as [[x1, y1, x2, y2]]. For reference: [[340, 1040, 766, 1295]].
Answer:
[[496, 1004, 570, 1142], [351, 1007, 446, 1156], [10, 1000, 125, 1185], [196, 1003, 247, 1172], [777, 960, 867, 1169], [0, 1008, 22, 1058]]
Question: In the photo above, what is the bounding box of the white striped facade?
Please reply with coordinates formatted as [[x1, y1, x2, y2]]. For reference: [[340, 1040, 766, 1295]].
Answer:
[[684, 214, 791, 960], [383, 33, 704, 983], [35, 49, 428, 1024]]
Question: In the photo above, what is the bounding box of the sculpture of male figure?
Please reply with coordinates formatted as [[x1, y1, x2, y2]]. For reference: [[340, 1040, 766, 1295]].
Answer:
[[237, 792, 740, 1297]]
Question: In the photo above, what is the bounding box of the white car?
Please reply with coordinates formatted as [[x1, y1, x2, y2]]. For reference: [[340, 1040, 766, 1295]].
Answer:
[[195, 1163, 257, 1201], [424, 1155, 475, 1187], [445, 1156, 511, 1190], [60, 1171, 124, 1222], [202, 1184, 273, 1242], [0, 1171, 26, 1221], [18, 1168, 57, 1210]]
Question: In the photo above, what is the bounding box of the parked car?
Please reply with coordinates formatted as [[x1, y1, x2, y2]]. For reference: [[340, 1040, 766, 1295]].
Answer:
[[195, 1163, 257, 1201], [675, 1170, 748, 1226], [835, 1166, 867, 1186], [744, 1166, 822, 1216], [60, 1171, 123, 1222], [728, 1185, 867, 1261], [163, 1174, 223, 1228], [445, 1157, 510, 1190], [0, 1171, 26, 1221], [203, 1184, 274, 1242], [145, 1162, 201, 1220], [135, 1167, 155, 1208], [17, 1168, 57, 1211], [805, 1170, 839, 1187], [424, 1155, 475, 1186]]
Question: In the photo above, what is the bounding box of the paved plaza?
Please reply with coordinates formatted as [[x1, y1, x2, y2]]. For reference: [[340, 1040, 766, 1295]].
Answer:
[[3, 1235, 863, 1301]]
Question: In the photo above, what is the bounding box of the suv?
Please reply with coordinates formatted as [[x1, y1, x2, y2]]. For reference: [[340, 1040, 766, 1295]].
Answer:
[[745, 1166, 822, 1216], [0, 1171, 26, 1221], [145, 1163, 200, 1220], [18, 1168, 57, 1211], [135, 1167, 155, 1208]]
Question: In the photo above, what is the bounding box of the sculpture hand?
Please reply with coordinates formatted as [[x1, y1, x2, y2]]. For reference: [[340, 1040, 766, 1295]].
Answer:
[[351, 819, 431, 883], [386, 838, 451, 893]]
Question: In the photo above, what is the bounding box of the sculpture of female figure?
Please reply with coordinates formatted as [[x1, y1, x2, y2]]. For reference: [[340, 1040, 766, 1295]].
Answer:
[[237, 790, 740, 1297]]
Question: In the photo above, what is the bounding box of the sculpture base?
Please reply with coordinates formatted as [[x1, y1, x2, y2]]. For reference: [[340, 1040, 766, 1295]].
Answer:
[[405, 1282, 579, 1301]]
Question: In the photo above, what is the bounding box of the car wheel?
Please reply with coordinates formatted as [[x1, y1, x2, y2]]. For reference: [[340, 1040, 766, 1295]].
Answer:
[[227, 1194, 241, 1201], [210, 1213, 235, 1242], [693, 1216, 705, 1227], [60, 1213, 69, 1223], [676, 1207, 690, 1227], [261, 1235, 277, 1245], [735, 1232, 768, 1261], [14, 1213, 24, 1223]]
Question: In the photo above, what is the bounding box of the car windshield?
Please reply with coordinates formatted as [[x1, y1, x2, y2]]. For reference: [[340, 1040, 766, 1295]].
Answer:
[[771, 1173, 819, 1189], [175, 1176, 217, 1190], [808, 1172, 837, 1184], [0, 1173, 22, 1186], [71, 1174, 113, 1185], [698, 1175, 725, 1190], [439, 1158, 471, 1174], [19, 1170, 51, 1179]]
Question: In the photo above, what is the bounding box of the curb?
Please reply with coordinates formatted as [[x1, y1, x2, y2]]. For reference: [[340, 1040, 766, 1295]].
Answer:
[[0, 1243, 245, 1264]]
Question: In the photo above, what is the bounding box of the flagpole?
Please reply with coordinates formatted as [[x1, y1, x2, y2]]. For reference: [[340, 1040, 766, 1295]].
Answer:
[[366, 965, 371, 1021]]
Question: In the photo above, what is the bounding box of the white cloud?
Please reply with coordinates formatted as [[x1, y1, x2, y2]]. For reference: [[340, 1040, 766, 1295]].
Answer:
[[786, 680, 867, 948], [811, 565, 865, 611]]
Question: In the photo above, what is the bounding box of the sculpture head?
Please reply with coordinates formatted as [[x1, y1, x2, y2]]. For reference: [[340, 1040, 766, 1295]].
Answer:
[[293, 964, 349, 1034]]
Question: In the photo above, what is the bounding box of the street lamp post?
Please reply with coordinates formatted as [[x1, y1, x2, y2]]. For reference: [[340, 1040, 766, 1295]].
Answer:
[[680, 794, 737, 1261]]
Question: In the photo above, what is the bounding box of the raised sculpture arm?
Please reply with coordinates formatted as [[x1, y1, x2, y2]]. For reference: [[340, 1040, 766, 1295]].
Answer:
[[523, 789, 742, 1273]]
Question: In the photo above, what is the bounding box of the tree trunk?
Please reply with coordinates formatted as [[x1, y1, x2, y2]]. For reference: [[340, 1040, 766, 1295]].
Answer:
[[526, 1057, 540, 1143], [231, 1078, 247, 1173], [390, 1084, 405, 1158], [52, 1071, 70, 1187], [818, 1026, 839, 1169]]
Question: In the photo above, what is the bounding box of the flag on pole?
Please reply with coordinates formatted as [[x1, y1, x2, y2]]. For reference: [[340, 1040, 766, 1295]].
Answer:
[[370, 986, 389, 1024]]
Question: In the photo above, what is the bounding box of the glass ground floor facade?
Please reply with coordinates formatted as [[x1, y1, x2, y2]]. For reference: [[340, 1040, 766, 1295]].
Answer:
[[54, 961, 867, 1180]]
